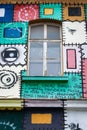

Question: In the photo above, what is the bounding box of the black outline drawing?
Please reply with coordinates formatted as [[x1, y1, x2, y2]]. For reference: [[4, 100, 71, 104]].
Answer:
[[0, 70, 18, 89]]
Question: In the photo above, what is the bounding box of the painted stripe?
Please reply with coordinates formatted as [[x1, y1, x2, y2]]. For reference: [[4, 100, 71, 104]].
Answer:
[[67, 49, 76, 69], [82, 59, 87, 98]]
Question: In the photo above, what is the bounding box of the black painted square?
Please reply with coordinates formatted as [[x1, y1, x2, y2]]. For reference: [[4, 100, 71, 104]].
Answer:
[[23, 108, 64, 130], [68, 7, 81, 16]]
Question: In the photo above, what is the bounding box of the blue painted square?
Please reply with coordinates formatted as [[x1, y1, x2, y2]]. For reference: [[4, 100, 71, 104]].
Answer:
[[0, 4, 14, 22], [4, 28, 22, 38]]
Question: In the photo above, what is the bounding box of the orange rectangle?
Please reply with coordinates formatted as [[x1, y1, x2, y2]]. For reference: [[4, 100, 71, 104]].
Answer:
[[31, 114, 52, 124], [44, 8, 53, 15]]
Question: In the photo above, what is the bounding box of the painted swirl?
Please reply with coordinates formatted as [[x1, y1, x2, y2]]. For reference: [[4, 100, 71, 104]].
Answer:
[[0, 70, 18, 89]]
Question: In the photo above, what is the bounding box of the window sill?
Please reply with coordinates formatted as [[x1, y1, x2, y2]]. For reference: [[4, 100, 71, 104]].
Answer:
[[22, 71, 68, 82]]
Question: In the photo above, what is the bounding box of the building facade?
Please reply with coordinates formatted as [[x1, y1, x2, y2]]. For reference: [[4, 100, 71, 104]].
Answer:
[[0, 0, 87, 130]]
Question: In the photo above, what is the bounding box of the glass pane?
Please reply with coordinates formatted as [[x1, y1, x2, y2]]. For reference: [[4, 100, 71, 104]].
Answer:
[[30, 42, 43, 60], [47, 42, 61, 61], [47, 62, 61, 76], [30, 25, 44, 39], [29, 62, 43, 76], [47, 25, 60, 40]]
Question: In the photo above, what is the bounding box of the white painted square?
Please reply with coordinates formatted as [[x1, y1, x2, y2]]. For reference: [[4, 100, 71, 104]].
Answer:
[[0, 8, 5, 17], [63, 21, 86, 44]]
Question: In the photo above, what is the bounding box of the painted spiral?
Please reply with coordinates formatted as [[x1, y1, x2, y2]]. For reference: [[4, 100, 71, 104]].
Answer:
[[0, 70, 18, 89]]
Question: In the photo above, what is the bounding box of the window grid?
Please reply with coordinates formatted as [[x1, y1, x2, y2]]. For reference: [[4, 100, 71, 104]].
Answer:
[[28, 23, 62, 76]]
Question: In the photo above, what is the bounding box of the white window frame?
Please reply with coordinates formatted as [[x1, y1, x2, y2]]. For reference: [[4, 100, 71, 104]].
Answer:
[[28, 22, 63, 76]]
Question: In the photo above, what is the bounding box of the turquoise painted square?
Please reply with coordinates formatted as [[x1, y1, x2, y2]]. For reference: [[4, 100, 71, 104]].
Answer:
[[85, 4, 87, 20], [21, 72, 82, 99], [40, 4, 62, 21], [0, 110, 24, 130], [0, 22, 28, 44]]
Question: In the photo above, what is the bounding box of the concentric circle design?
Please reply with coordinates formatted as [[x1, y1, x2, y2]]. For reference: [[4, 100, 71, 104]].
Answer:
[[0, 70, 18, 89]]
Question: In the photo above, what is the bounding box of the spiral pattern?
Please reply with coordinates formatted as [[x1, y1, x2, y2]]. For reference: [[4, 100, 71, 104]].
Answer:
[[0, 70, 18, 89]]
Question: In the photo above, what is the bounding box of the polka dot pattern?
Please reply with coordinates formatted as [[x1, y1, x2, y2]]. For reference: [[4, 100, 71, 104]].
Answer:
[[14, 4, 39, 21]]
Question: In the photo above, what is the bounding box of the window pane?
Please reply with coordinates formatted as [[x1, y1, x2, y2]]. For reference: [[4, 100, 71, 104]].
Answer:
[[30, 25, 44, 39], [47, 62, 61, 76], [29, 62, 43, 76], [30, 42, 43, 60], [47, 25, 60, 40], [47, 42, 61, 61]]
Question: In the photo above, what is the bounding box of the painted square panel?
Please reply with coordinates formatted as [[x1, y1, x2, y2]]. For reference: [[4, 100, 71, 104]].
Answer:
[[23, 108, 64, 130], [44, 8, 54, 15], [67, 49, 76, 69], [63, 21, 86, 44], [14, 4, 39, 21], [31, 114, 52, 124], [0, 110, 23, 130], [81, 44, 87, 58], [0, 22, 28, 44], [63, 5, 85, 21], [85, 4, 87, 21], [63, 45, 81, 72], [0, 45, 27, 65], [21, 72, 82, 99], [0, 4, 14, 22], [40, 4, 62, 20], [68, 7, 81, 16], [0, 65, 26, 98], [4, 28, 22, 38], [65, 107, 87, 130]]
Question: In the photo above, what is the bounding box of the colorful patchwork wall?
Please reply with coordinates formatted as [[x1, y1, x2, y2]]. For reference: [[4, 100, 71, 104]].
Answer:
[[0, 3, 87, 99], [0, 100, 87, 130]]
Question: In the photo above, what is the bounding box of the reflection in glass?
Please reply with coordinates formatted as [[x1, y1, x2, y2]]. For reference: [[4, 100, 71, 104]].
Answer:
[[47, 25, 60, 40], [30, 25, 44, 39]]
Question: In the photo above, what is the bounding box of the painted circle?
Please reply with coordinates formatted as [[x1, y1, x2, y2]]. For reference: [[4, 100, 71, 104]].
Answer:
[[0, 70, 18, 89]]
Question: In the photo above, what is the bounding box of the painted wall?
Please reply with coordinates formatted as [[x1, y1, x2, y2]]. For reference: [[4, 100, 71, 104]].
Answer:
[[0, 3, 87, 99]]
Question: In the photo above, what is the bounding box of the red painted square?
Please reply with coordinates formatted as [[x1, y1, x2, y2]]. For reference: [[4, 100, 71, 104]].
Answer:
[[14, 4, 39, 21]]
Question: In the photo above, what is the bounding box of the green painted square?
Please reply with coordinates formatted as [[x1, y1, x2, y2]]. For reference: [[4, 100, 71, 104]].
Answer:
[[0, 110, 24, 130], [40, 4, 62, 21], [85, 4, 87, 20], [0, 22, 28, 44], [21, 73, 82, 99]]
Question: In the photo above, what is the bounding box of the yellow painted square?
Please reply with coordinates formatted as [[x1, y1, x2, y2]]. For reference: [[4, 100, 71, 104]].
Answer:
[[31, 113, 52, 124], [44, 8, 53, 15]]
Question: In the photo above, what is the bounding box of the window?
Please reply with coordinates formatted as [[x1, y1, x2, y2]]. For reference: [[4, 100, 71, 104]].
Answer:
[[28, 23, 62, 76]]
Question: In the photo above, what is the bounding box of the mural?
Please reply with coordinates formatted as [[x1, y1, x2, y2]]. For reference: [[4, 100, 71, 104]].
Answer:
[[23, 108, 64, 130], [62, 21, 86, 44], [0, 110, 23, 130], [0, 45, 27, 66], [40, 3, 62, 20], [0, 22, 28, 44], [65, 108, 87, 130], [14, 4, 39, 21], [0, 3, 86, 99]]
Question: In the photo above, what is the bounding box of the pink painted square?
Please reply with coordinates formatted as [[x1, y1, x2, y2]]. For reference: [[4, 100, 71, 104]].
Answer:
[[14, 4, 39, 21], [82, 59, 87, 98], [67, 49, 76, 69]]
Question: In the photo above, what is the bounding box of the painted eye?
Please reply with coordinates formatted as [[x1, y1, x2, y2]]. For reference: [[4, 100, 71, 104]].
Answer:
[[1, 47, 19, 63]]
